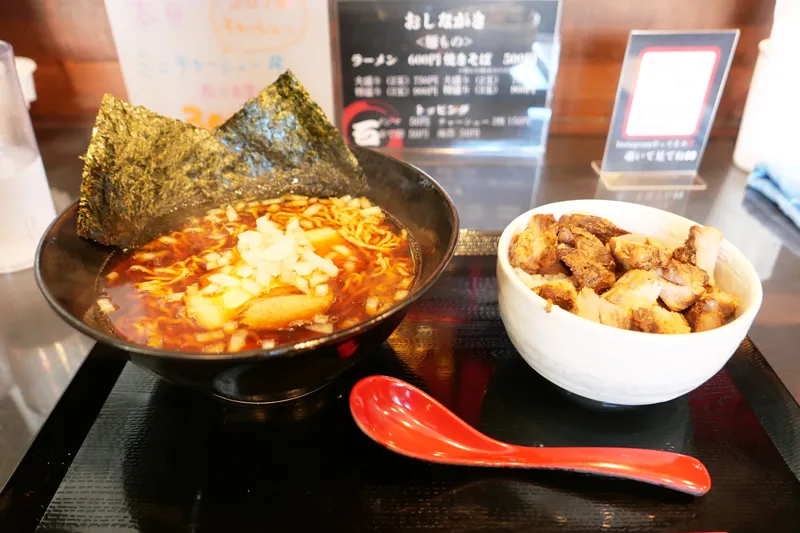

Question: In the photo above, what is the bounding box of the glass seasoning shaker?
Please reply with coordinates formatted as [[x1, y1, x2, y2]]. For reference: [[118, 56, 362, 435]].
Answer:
[[0, 41, 56, 273]]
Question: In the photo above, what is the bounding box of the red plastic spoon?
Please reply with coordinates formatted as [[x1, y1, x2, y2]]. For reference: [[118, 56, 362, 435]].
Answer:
[[349, 375, 711, 496]]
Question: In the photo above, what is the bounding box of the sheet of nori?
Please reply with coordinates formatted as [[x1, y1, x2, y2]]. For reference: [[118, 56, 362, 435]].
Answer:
[[78, 71, 366, 249], [217, 71, 366, 201]]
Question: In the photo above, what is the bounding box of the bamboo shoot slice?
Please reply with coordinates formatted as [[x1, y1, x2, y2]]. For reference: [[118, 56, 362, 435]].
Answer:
[[241, 293, 334, 330]]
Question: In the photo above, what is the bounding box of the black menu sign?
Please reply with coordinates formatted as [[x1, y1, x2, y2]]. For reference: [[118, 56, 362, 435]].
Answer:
[[600, 31, 739, 175], [334, 0, 561, 152]]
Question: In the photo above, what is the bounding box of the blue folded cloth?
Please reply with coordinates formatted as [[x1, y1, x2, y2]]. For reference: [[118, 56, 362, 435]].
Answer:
[[747, 164, 800, 230]]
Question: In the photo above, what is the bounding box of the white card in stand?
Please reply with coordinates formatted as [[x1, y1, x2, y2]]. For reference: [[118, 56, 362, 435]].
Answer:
[[104, 0, 336, 125], [594, 30, 739, 191]]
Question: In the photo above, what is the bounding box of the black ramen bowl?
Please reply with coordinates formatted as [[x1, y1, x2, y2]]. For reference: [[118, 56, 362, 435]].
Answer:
[[35, 148, 459, 403]]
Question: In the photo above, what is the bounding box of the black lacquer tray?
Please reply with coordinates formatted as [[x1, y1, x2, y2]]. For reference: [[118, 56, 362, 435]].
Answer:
[[3, 239, 800, 533]]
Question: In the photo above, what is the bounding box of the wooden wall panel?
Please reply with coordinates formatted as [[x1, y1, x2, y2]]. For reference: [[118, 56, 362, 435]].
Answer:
[[0, 0, 775, 134], [553, 0, 774, 133]]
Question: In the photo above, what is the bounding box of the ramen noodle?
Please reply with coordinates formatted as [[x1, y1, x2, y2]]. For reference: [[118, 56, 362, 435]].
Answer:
[[98, 195, 416, 353]]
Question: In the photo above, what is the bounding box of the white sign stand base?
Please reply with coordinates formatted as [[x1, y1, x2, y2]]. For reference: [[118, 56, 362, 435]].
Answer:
[[591, 161, 707, 191]]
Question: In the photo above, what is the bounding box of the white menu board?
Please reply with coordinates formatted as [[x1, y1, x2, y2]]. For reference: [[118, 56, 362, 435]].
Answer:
[[599, 30, 738, 176], [104, 0, 335, 127]]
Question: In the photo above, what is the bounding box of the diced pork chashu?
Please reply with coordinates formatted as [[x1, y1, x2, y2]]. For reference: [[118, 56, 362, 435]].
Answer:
[[631, 306, 691, 334], [509, 214, 559, 275], [608, 237, 669, 271], [556, 225, 616, 292], [645, 236, 672, 252], [513, 269, 568, 289], [539, 260, 571, 277], [532, 278, 578, 312], [557, 226, 616, 270], [658, 259, 709, 312], [602, 270, 662, 312], [574, 287, 630, 329], [558, 214, 630, 244], [684, 288, 738, 332], [672, 225, 723, 284]]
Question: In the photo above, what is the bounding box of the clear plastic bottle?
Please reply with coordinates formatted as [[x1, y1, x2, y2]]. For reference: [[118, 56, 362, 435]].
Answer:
[[0, 41, 56, 273]]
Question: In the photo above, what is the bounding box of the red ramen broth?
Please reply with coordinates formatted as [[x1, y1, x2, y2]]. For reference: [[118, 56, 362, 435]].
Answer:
[[98, 195, 416, 353]]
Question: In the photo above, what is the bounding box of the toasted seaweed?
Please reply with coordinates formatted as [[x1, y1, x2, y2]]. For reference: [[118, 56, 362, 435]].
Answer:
[[78, 71, 366, 249]]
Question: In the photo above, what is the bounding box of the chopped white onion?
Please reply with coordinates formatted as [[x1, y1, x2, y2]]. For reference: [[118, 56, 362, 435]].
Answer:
[[261, 339, 276, 350], [262, 238, 297, 262], [199, 283, 220, 295], [394, 290, 409, 301], [279, 269, 296, 285], [97, 298, 115, 313], [222, 321, 239, 334], [281, 255, 298, 272], [366, 297, 379, 315], [228, 330, 248, 352], [314, 284, 329, 297], [309, 271, 329, 287], [306, 322, 334, 334], [236, 265, 254, 278], [294, 261, 315, 276], [240, 251, 258, 265], [333, 245, 352, 257], [300, 249, 338, 278], [237, 231, 263, 251], [286, 218, 301, 232], [240, 278, 263, 296], [166, 292, 184, 302], [255, 269, 273, 287], [258, 261, 282, 277], [208, 273, 240, 287], [258, 217, 281, 236], [226, 205, 239, 222], [294, 277, 310, 293]]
